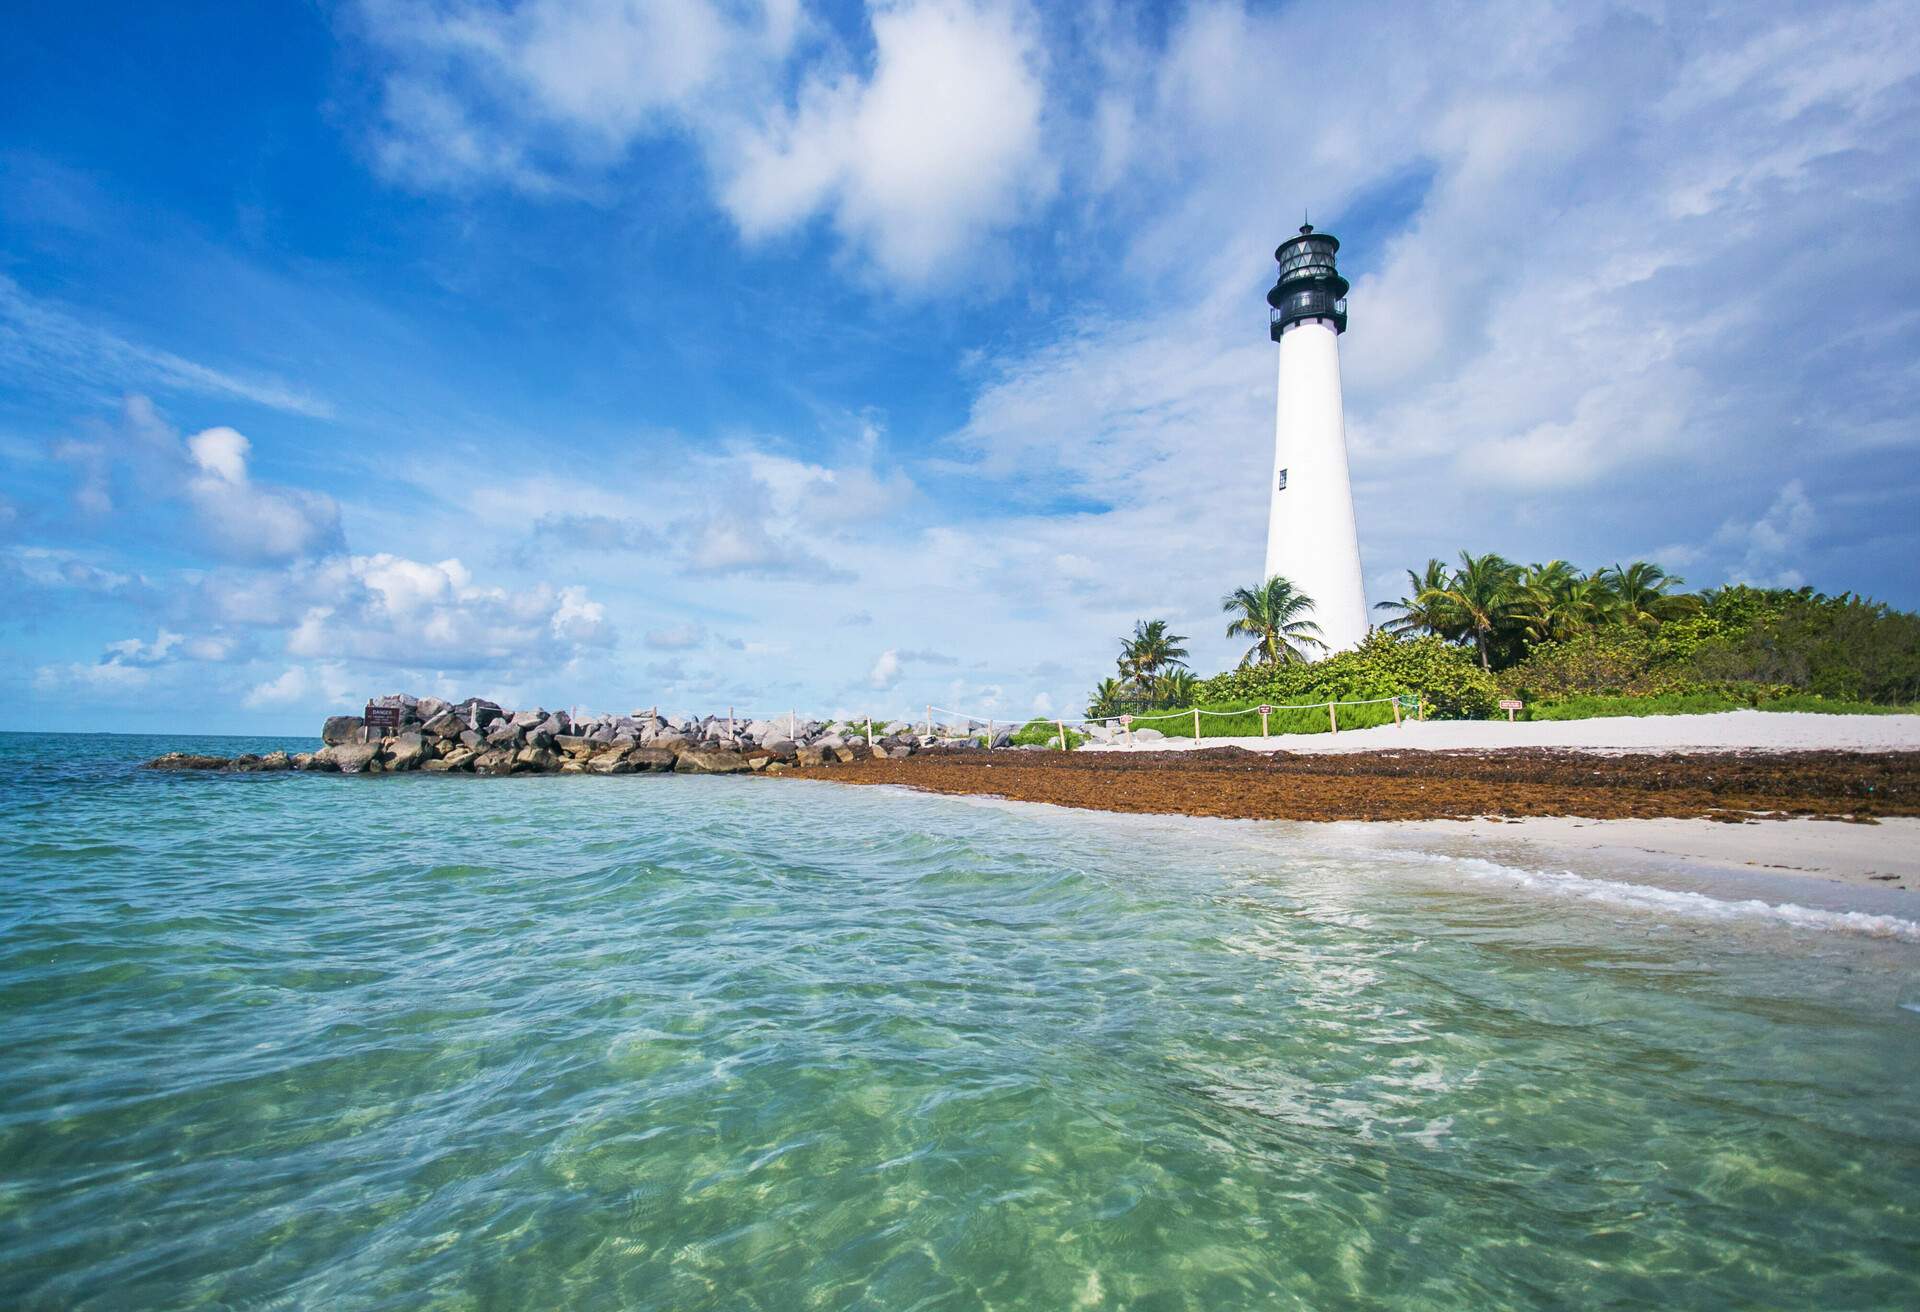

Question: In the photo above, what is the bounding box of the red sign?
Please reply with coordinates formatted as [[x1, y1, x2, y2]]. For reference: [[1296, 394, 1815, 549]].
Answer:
[[365, 705, 402, 729], [1498, 700, 1523, 711]]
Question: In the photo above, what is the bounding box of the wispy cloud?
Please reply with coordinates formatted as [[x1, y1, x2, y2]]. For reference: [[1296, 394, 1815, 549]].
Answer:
[[0, 277, 332, 418]]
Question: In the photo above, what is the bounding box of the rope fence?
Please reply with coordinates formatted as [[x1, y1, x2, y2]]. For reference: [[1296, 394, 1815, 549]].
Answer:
[[620, 695, 1424, 753]]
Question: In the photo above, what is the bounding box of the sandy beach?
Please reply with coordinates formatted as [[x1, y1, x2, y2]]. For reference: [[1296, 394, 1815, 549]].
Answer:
[[1364, 815, 1920, 893], [796, 713, 1920, 905]]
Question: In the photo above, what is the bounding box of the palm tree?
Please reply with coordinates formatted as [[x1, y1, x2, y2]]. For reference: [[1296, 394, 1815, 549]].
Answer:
[[1085, 677, 1126, 718], [1598, 561, 1699, 632], [1222, 575, 1325, 667], [1119, 619, 1189, 696], [1430, 551, 1529, 670], [1518, 559, 1602, 644], [1374, 558, 1458, 638], [1158, 669, 1199, 709]]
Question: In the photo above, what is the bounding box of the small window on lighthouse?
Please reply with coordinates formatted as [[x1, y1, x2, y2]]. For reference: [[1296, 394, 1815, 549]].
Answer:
[[1276, 468, 1288, 491]]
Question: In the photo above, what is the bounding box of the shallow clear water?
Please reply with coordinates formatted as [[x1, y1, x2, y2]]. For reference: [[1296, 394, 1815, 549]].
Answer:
[[2, 732, 1917, 1310]]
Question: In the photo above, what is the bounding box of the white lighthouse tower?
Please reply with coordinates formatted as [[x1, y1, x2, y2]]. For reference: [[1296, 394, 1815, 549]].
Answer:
[[1263, 222, 1368, 653]]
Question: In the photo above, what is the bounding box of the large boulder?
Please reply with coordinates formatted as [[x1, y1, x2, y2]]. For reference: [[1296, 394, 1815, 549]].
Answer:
[[437, 747, 477, 771], [321, 715, 365, 746], [554, 734, 594, 757], [423, 710, 464, 739], [473, 748, 517, 776], [588, 749, 634, 775], [459, 698, 503, 729], [625, 747, 677, 771], [485, 721, 524, 748], [513, 745, 559, 773], [674, 749, 750, 774], [1133, 728, 1165, 742], [795, 745, 831, 767], [232, 750, 292, 773], [386, 732, 434, 771], [325, 743, 380, 774], [757, 739, 798, 763]]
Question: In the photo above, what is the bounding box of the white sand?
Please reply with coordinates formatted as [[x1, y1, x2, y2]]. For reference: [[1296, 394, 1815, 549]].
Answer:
[[1363, 815, 1920, 891], [1080, 709, 1920, 755]]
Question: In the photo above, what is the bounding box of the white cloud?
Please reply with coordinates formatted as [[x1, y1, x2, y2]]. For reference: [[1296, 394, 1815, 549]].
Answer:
[[280, 553, 617, 668], [718, 0, 1053, 283], [244, 663, 357, 709], [1716, 479, 1818, 588], [0, 276, 330, 418], [867, 648, 901, 689], [354, 0, 1051, 284], [357, 0, 803, 190], [183, 425, 342, 562]]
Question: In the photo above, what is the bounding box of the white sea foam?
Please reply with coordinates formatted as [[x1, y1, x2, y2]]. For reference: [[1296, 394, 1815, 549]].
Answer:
[[1387, 848, 1920, 943]]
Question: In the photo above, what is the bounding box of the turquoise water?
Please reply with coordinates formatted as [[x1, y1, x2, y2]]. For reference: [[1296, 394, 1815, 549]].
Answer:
[[2, 733, 1917, 1310]]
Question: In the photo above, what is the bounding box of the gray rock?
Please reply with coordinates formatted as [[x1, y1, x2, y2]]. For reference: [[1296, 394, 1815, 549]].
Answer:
[[674, 749, 750, 774], [321, 715, 365, 746], [292, 751, 328, 771], [473, 748, 516, 775], [625, 747, 677, 771], [326, 743, 380, 774], [459, 698, 503, 729], [458, 729, 484, 751], [386, 732, 434, 771], [589, 749, 634, 775], [514, 745, 559, 772], [423, 710, 464, 738], [486, 721, 524, 747], [145, 752, 231, 770], [1133, 727, 1165, 742], [438, 747, 477, 771]]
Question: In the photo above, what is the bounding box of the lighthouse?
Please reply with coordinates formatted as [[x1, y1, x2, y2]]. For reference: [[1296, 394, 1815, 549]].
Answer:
[[1263, 223, 1368, 653]]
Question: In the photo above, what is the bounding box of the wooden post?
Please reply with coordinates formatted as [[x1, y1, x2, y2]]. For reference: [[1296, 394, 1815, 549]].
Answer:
[[987, 718, 994, 749], [1121, 714, 1132, 747], [1192, 707, 1201, 742], [789, 710, 796, 740], [926, 705, 932, 738], [867, 719, 875, 747], [1392, 697, 1402, 726], [1055, 719, 1066, 751], [1419, 695, 1427, 722], [1260, 705, 1270, 738], [727, 705, 735, 743], [1328, 701, 1338, 734]]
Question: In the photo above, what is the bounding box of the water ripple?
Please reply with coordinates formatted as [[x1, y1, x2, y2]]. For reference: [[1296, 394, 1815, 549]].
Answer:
[[1, 734, 1916, 1310]]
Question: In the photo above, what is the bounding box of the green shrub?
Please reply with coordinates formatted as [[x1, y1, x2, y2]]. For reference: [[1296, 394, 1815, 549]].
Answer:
[[1010, 718, 1086, 750], [1196, 632, 1499, 719], [1523, 690, 1917, 720]]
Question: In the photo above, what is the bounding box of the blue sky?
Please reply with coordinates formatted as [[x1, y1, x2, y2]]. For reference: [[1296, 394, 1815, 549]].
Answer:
[[6, 0, 1918, 733]]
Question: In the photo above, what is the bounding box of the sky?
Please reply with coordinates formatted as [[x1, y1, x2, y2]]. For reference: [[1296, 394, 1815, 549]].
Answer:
[[5, 0, 1919, 734]]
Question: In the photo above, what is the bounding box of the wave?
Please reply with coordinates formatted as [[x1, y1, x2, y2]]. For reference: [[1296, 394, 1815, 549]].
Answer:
[[1387, 848, 1920, 944]]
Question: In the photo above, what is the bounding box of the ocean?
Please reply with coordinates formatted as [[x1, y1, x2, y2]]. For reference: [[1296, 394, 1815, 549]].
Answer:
[[3, 732, 1916, 1309]]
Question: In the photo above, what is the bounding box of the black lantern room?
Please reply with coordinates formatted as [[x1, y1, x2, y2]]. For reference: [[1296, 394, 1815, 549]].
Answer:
[[1267, 223, 1348, 340]]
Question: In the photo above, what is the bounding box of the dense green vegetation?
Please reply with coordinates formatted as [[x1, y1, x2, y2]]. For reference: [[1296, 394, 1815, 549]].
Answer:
[[1084, 559, 1919, 731], [1523, 691, 1920, 721]]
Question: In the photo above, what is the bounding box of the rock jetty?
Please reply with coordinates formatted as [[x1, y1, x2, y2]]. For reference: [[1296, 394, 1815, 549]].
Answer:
[[144, 694, 1007, 776]]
